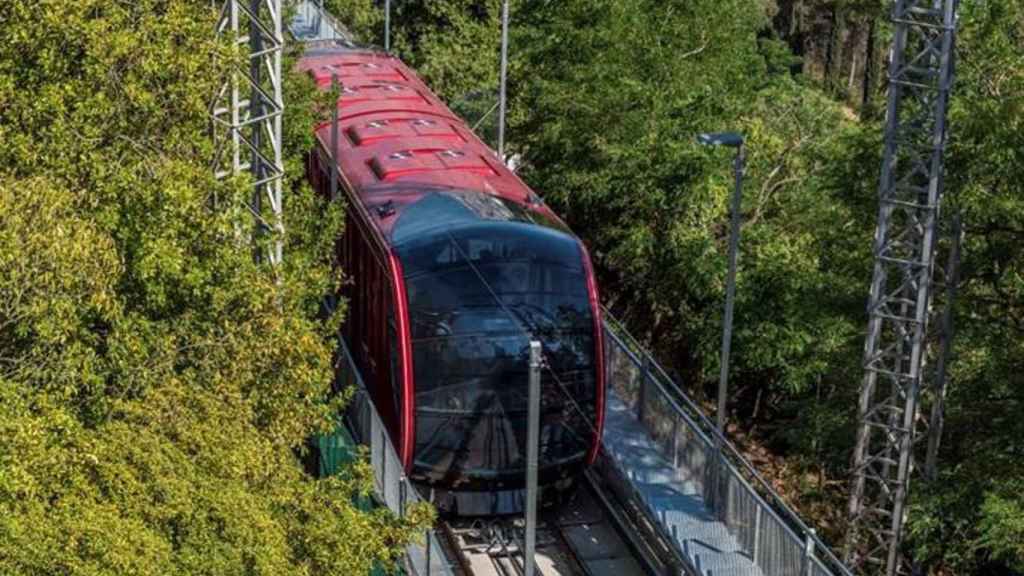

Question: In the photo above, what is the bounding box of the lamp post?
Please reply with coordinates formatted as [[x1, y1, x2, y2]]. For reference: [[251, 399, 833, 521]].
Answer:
[[697, 132, 745, 436], [497, 0, 510, 159], [525, 340, 541, 576], [384, 0, 390, 51]]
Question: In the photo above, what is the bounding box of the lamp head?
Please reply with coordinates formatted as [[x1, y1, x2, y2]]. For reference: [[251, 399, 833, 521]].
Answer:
[[697, 132, 744, 148]]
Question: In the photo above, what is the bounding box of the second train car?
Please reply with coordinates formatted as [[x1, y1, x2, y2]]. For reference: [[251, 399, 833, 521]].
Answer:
[[299, 42, 605, 516]]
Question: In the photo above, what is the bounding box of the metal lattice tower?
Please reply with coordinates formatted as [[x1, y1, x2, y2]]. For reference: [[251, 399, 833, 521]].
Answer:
[[846, 1, 959, 574], [212, 0, 285, 265]]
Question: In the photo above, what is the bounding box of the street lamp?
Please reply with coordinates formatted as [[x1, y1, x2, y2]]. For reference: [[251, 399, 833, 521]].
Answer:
[[497, 0, 510, 159], [524, 340, 541, 576], [697, 132, 745, 436], [384, 0, 391, 51]]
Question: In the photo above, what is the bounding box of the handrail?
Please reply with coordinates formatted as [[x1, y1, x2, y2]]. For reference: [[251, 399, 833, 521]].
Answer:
[[603, 322, 716, 448], [602, 310, 854, 576]]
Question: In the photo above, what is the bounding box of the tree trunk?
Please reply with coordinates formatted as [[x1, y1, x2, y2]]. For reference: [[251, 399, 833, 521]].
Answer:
[[862, 16, 881, 116]]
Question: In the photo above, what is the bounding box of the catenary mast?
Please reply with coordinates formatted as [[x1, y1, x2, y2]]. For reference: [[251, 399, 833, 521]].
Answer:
[[846, 1, 959, 574], [212, 0, 285, 265]]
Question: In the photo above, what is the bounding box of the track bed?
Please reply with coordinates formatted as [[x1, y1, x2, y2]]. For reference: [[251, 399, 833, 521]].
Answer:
[[436, 479, 647, 576]]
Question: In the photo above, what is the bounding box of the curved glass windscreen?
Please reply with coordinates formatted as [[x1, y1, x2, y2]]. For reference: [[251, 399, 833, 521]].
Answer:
[[397, 221, 597, 488]]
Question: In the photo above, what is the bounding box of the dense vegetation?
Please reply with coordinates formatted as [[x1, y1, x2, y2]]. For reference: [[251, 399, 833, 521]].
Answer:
[[331, 0, 1022, 574], [0, 1, 428, 574]]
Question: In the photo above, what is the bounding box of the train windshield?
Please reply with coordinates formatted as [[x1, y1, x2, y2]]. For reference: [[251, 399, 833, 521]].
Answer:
[[397, 221, 598, 486]]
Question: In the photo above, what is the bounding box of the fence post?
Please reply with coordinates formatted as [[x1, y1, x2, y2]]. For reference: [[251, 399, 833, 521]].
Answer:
[[330, 72, 339, 201], [399, 478, 407, 518], [802, 529, 816, 576], [359, 391, 368, 443], [709, 441, 725, 517], [604, 326, 612, 392], [753, 505, 762, 568], [425, 528, 432, 576], [380, 425, 387, 504], [671, 417, 679, 469], [638, 356, 649, 423]]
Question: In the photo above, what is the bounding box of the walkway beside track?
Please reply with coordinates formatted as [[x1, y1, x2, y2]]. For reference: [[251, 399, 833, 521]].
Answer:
[[603, 391, 762, 576], [601, 318, 848, 576]]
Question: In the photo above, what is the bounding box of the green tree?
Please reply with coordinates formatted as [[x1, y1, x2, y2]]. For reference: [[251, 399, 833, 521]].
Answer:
[[511, 0, 864, 409], [0, 1, 428, 574]]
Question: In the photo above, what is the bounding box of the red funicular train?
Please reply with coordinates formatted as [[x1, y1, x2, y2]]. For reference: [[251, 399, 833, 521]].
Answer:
[[298, 42, 604, 516]]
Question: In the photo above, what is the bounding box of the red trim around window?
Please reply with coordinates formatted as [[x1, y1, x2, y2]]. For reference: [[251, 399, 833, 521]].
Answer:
[[580, 243, 605, 465], [389, 251, 415, 470]]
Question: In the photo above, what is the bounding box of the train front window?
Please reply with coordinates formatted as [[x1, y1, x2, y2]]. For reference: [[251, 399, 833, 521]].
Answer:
[[397, 222, 598, 483]]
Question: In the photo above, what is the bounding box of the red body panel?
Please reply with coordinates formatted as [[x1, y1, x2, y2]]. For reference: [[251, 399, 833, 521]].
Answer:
[[388, 252, 415, 468], [298, 48, 605, 472]]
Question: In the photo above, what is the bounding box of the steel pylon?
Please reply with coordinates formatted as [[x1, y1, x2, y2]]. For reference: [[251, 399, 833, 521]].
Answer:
[[212, 0, 285, 265], [846, 1, 959, 574]]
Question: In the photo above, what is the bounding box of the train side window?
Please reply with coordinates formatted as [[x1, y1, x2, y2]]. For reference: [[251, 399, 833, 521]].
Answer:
[[360, 245, 372, 375], [388, 298, 401, 426], [369, 260, 384, 381]]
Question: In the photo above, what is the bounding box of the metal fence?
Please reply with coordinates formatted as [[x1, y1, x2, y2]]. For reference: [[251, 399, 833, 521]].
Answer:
[[290, 0, 353, 43], [337, 338, 455, 576], [602, 313, 853, 576]]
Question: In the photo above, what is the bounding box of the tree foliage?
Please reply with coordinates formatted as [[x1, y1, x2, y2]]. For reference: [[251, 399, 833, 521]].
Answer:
[[510, 0, 864, 405], [0, 1, 427, 574]]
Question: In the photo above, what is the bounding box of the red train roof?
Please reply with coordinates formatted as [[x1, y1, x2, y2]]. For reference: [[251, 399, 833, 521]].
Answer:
[[297, 48, 566, 245]]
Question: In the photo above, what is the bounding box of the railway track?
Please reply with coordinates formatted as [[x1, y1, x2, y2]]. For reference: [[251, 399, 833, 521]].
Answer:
[[435, 476, 649, 576]]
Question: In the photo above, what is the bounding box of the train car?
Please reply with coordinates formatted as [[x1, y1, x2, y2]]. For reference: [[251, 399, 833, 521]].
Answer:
[[297, 42, 604, 516]]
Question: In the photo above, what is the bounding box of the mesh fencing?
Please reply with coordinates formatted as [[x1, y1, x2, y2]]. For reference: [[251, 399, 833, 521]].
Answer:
[[339, 339, 455, 576], [811, 556, 836, 576], [290, 0, 354, 43], [603, 316, 853, 576]]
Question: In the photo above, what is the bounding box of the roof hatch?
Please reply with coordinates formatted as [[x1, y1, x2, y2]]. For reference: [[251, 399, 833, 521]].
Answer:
[[370, 149, 495, 181], [311, 61, 406, 87], [348, 118, 464, 146]]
